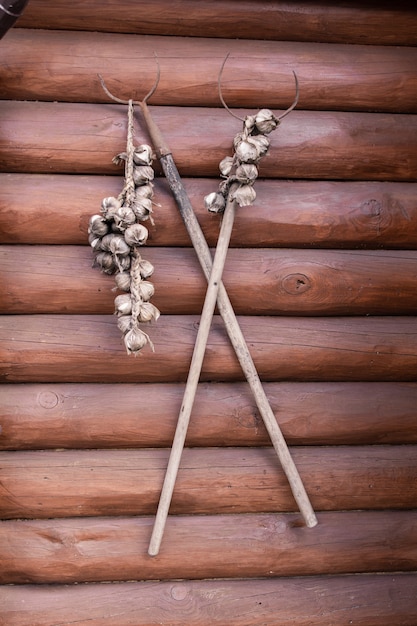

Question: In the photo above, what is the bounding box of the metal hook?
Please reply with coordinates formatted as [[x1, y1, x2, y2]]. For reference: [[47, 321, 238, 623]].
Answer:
[[98, 52, 161, 106], [276, 71, 299, 121], [218, 53, 299, 122], [218, 53, 245, 122]]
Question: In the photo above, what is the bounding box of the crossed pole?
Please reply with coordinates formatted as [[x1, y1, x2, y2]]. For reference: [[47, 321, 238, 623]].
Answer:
[[100, 57, 317, 556]]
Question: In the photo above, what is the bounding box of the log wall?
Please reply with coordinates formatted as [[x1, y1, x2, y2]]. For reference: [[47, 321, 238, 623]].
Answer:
[[1, 1, 417, 624]]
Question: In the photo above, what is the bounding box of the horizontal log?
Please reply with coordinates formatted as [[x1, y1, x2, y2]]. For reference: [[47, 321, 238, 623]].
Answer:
[[2, 245, 417, 316], [1, 382, 416, 450], [1, 175, 416, 248], [1, 510, 415, 583], [3, 573, 417, 626], [0, 446, 415, 519], [2, 30, 417, 112], [1, 102, 416, 181], [17, 0, 417, 45], [1, 315, 416, 383]]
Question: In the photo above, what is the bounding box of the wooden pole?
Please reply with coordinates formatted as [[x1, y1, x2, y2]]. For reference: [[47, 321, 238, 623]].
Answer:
[[140, 101, 318, 544], [148, 189, 237, 555]]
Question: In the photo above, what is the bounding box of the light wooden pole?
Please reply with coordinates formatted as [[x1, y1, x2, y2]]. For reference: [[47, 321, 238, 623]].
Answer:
[[148, 187, 238, 556]]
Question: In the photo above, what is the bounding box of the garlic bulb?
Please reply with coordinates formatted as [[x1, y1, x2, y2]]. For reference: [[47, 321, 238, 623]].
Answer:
[[235, 163, 258, 184], [101, 196, 121, 211], [89, 214, 109, 237], [117, 314, 132, 334], [137, 258, 154, 279], [244, 115, 257, 132], [219, 155, 234, 176], [133, 165, 154, 186], [100, 234, 131, 257], [135, 183, 154, 199], [132, 197, 153, 222], [234, 139, 260, 164], [232, 184, 257, 207], [133, 144, 154, 166], [94, 251, 116, 274], [123, 327, 150, 354], [247, 134, 270, 157], [204, 191, 226, 214], [101, 196, 121, 220], [114, 272, 131, 291], [136, 281, 155, 301], [255, 109, 278, 134], [114, 293, 132, 316], [124, 223, 149, 247], [117, 256, 131, 272], [138, 302, 160, 323], [113, 206, 136, 231], [88, 232, 102, 250]]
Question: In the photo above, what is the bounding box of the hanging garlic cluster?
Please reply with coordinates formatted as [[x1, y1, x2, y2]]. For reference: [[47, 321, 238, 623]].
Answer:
[[204, 108, 280, 213], [88, 102, 160, 355]]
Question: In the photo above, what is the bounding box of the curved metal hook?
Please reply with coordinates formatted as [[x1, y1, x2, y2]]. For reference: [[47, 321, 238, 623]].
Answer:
[[98, 52, 161, 106], [218, 53, 299, 122], [218, 53, 245, 122], [143, 52, 161, 104], [276, 71, 299, 121]]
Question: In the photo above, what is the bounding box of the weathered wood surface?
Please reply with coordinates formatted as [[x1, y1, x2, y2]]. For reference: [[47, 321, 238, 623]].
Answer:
[[1, 446, 415, 519], [1, 315, 417, 383], [2, 174, 416, 248], [1, 102, 416, 181], [0, 0, 416, 623], [3, 574, 417, 626], [2, 30, 417, 112], [2, 246, 417, 315], [2, 382, 416, 450], [1, 3, 416, 623], [1, 511, 416, 584], [17, 0, 417, 45]]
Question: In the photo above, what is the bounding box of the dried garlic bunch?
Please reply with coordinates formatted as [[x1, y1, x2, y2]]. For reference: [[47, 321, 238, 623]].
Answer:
[[88, 133, 160, 355], [204, 108, 279, 212]]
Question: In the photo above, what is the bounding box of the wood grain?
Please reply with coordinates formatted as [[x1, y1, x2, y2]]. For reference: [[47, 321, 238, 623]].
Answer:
[[2, 30, 417, 112], [1, 382, 416, 450], [17, 0, 417, 45], [1, 101, 416, 181], [1, 174, 416, 248], [2, 245, 417, 315], [1, 315, 416, 383], [0, 446, 415, 519], [1, 510, 416, 583], [2, 574, 417, 626]]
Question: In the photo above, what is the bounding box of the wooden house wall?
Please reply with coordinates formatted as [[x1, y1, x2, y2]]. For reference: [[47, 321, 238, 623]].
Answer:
[[1, 1, 417, 623]]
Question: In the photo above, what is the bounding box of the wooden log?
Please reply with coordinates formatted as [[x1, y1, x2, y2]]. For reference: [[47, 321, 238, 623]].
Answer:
[[1, 382, 416, 450], [2, 30, 417, 112], [1, 314, 416, 383], [2, 573, 417, 626], [0, 446, 415, 519], [1, 102, 416, 181], [1, 174, 416, 248], [17, 0, 417, 46], [2, 245, 417, 316], [1, 510, 416, 583]]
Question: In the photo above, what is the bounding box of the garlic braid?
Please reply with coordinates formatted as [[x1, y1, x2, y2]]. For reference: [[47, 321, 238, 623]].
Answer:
[[88, 100, 159, 355]]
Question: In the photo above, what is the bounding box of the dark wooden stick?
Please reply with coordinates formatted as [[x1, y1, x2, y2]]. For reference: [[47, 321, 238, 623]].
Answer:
[[140, 100, 318, 543]]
